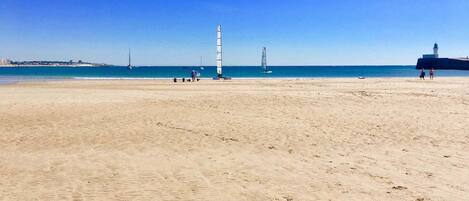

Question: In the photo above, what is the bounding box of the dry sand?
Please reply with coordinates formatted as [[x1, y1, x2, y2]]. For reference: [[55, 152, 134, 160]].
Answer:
[[0, 78, 468, 201]]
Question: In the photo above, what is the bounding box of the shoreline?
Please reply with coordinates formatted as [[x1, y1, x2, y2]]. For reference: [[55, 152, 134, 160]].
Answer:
[[2, 76, 468, 87], [1, 75, 469, 82]]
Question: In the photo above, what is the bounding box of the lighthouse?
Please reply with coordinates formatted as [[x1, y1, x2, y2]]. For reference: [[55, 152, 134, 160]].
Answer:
[[433, 43, 439, 58]]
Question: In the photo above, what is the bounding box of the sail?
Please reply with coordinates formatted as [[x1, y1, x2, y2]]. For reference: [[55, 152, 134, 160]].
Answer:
[[128, 49, 132, 67], [261, 47, 267, 71], [216, 25, 223, 76]]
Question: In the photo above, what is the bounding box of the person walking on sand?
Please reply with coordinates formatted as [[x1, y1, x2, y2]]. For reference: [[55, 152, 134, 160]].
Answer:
[[419, 68, 426, 80], [430, 68, 435, 80]]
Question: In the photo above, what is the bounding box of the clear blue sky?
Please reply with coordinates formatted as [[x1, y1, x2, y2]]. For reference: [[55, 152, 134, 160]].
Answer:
[[1, 0, 469, 66]]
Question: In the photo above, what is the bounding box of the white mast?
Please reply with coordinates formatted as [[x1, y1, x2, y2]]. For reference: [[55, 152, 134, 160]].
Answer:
[[216, 25, 223, 77]]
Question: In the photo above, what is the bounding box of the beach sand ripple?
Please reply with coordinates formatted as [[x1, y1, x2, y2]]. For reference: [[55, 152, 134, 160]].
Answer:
[[1, 78, 468, 200]]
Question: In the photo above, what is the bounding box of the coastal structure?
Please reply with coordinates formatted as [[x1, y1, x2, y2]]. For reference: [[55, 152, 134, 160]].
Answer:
[[416, 43, 469, 70], [1, 60, 107, 67], [216, 25, 223, 78], [0, 59, 12, 66], [422, 43, 439, 59]]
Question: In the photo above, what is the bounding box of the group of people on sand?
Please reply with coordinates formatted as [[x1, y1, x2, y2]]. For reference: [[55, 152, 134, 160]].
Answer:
[[419, 68, 435, 80], [173, 70, 200, 83]]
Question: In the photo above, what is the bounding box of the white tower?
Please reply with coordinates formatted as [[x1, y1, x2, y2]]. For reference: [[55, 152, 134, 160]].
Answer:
[[433, 43, 439, 58], [216, 25, 223, 78]]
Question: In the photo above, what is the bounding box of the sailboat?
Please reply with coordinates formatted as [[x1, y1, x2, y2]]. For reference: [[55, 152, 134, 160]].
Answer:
[[212, 25, 231, 80], [127, 49, 133, 70], [216, 25, 223, 78], [261, 47, 272, 74], [199, 56, 204, 70]]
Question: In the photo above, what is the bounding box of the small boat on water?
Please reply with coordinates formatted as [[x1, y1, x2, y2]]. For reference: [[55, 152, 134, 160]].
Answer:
[[261, 47, 272, 74], [127, 49, 133, 70], [199, 56, 204, 70]]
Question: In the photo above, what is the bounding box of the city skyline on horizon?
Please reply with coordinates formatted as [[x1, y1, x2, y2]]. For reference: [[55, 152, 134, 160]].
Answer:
[[1, 0, 469, 66]]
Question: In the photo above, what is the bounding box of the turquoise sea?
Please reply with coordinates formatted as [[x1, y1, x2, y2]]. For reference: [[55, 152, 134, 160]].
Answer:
[[1, 66, 469, 82]]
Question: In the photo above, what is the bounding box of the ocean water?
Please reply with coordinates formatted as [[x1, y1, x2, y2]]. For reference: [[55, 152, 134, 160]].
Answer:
[[1, 66, 469, 80]]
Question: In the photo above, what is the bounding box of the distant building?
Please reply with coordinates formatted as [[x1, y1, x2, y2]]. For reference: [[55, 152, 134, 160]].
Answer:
[[422, 43, 439, 59], [0, 59, 12, 65]]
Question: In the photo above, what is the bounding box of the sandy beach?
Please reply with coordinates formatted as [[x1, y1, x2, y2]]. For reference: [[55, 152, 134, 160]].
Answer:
[[0, 78, 468, 200]]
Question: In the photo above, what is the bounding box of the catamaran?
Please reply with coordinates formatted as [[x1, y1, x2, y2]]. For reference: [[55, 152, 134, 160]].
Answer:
[[261, 47, 272, 74], [127, 49, 133, 70]]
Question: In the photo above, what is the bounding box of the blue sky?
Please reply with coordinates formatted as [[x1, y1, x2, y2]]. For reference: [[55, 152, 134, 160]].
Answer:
[[1, 0, 469, 66]]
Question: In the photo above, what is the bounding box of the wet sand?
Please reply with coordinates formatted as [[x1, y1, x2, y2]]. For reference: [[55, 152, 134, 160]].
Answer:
[[1, 78, 468, 200]]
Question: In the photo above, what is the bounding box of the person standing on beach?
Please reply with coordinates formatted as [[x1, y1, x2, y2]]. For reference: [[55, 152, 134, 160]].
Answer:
[[430, 68, 435, 80], [191, 70, 196, 82], [419, 68, 426, 80]]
